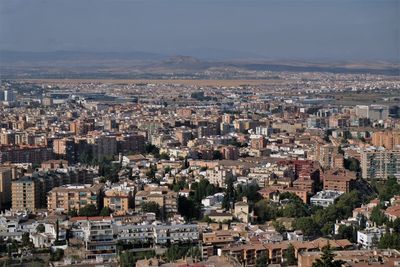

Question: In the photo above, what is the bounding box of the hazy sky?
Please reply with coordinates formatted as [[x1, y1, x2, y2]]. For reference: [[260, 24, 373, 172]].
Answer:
[[0, 0, 399, 61]]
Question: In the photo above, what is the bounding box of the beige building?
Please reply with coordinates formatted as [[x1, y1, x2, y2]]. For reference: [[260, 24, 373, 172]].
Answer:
[[104, 187, 134, 215], [234, 197, 250, 223], [372, 131, 400, 150], [47, 184, 102, 213], [12, 177, 40, 211], [134, 185, 178, 216]]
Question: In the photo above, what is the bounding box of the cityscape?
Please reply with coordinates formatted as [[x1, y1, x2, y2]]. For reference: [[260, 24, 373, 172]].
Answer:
[[0, 1, 399, 267]]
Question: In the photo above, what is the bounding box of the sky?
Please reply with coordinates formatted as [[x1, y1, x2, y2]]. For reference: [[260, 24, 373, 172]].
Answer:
[[0, 0, 399, 61]]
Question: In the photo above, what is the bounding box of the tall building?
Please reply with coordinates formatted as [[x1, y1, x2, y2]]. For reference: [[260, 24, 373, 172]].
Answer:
[[88, 135, 117, 161], [175, 128, 192, 146], [53, 138, 76, 163], [315, 143, 342, 169], [0, 168, 12, 209], [117, 134, 145, 155], [12, 177, 40, 211], [3, 90, 16, 103], [361, 148, 400, 181], [355, 105, 389, 121], [355, 105, 369, 118], [369, 105, 389, 121]]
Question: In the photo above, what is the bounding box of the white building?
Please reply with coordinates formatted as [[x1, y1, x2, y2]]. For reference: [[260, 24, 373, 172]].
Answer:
[[357, 227, 386, 249], [310, 190, 344, 208]]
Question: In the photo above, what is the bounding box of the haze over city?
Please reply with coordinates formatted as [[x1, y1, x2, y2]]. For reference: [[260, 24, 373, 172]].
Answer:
[[0, 0, 399, 61]]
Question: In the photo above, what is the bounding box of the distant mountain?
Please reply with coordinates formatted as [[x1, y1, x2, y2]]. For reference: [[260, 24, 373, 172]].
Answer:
[[0, 50, 398, 77]]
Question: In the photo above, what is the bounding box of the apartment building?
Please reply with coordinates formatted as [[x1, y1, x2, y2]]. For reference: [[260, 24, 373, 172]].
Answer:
[[372, 131, 400, 150], [361, 148, 400, 180], [82, 218, 117, 261], [103, 185, 134, 215], [12, 177, 40, 211], [47, 184, 103, 213], [323, 169, 357, 193], [0, 145, 53, 164], [134, 185, 178, 215], [0, 168, 12, 209]]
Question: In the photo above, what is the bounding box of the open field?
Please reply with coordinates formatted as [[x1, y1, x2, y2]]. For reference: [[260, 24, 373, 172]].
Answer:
[[18, 78, 284, 87]]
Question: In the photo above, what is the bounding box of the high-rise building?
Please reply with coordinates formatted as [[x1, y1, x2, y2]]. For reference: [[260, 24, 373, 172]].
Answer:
[[315, 143, 341, 169], [355, 105, 389, 121], [175, 128, 192, 146], [3, 90, 16, 103], [0, 168, 12, 209], [88, 135, 117, 161], [361, 148, 400, 181], [369, 105, 389, 121], [12, 177, 40, 211]]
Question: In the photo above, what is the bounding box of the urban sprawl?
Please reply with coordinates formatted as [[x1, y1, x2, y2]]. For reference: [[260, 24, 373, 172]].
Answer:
[[0, 73, 400, 267]]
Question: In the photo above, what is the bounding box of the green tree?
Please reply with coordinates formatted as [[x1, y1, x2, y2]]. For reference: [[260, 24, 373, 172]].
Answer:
[[336, 225, 356, 243], [378, 232, 400, 250], [160, 152, 170, 160], [284, 244, 296, 265], [254, 200, 278, 223], [222, 176, 235, 210], [50, 248, 64, 261], [293, 217, 319, 237], [212, 150, 223, 160], [344, 157, 361, 172], [272, 220, 286, 234], [178, 196, 200, 221], [78, 204, 99, 217], [99, 207, 112, 216], [141, 201, 161, 218], [370, 205, 387, 226], [255, 251, 269, 267], [36, 223, 45, 233], [312, 244, 344, 267]]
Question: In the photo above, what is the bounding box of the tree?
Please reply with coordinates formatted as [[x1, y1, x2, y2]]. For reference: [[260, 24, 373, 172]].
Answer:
[[99, 207, 112, 216], [36, 223, 45, 233], [222, 176, 235, 210], [272, 220, 285, 234], [55, 219, 59, 242], [50, 248, 64, 261], [255, 251, 269, 267], [178, 196, 200, 221], [160, 152, 170, 160], [378, 232, 400, 250], [344, 157, 361, 172], [293, 217, 319, 237], [370, 206, 387, 226], [78, 204, 99, 217], [312, 244, 344, 267], [21, 232, 31, 245], [141, 201, 161, 218], [212, 150, 223, 160], [336, 225, 356, 243], [284, 244, 296, 265], [68, 208, 78, 217], [254, 200, 278, 223]]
